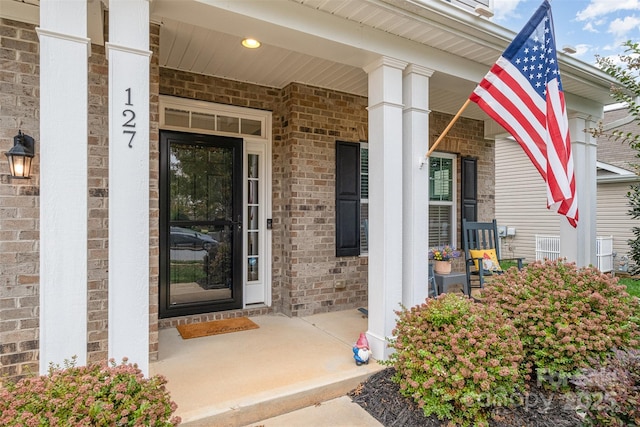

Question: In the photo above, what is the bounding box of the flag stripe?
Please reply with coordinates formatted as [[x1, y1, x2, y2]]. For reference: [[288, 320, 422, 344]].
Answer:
[[480, 63, 547, 137], [469, 0, 578, 227], [471, 85, 547, 178], [471, 59, 551, 177]]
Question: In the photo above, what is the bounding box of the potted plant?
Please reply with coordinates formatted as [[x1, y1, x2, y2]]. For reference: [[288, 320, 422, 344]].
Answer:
[[429, 245, 460, 274]]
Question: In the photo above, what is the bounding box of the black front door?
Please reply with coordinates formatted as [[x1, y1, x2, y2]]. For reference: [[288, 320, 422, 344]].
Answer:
[[159, 131, 243, 318]]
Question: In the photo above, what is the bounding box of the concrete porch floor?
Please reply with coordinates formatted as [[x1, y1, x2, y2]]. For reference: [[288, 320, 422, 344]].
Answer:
[[150, 309, 385, 427]]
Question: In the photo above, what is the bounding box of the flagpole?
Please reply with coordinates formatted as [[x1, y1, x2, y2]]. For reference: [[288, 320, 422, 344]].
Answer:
[[426, 98, 471, 157]]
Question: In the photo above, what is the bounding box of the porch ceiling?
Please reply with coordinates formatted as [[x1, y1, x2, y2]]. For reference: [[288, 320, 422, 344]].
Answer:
[[151, 0, 615, 122], [157, 17, 485, 118], [152, 0, 492, 120]]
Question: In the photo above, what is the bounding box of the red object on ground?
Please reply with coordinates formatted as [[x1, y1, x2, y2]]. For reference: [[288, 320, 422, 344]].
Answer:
[[356, 332, 369, 349]]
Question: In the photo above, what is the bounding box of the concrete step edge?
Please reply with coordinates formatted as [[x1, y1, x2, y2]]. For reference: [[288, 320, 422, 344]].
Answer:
[[179, 371, 377, 427]]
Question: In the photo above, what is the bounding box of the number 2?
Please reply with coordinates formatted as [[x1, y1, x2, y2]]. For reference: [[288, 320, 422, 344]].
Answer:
[[123, 109, 136, 127]]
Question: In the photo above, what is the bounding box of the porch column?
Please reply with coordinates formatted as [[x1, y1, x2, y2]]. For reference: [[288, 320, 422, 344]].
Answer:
[[363, 57, 407, 360], [107, 0, 151, 375], [402, 65, 433, 307], [560, 114, 597, 267], [37, 0, 90, 374]]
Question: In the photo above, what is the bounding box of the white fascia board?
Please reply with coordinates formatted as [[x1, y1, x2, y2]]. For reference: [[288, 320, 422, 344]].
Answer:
[[559, 55, 618, 91], [372, 0, 513, 49], [369, 0, 613, 99], [410, 0, 613, 99]]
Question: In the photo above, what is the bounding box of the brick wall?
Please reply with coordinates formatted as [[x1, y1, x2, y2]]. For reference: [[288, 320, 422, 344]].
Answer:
[[158, 71, 371, 319], [0, 18, 40, 382], [86, 33, 109, 365], [281, 84, 369, 316], [149, 23, 161, 362]]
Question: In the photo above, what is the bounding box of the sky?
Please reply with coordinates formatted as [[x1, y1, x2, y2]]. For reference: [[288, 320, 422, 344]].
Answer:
[[491, 0, 640, 64]]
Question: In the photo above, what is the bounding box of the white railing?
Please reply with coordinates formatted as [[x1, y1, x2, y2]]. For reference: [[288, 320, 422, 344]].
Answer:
[[596, 236, 614, 273], [535, 235, 561, 261], [534, 235, 614, 273]]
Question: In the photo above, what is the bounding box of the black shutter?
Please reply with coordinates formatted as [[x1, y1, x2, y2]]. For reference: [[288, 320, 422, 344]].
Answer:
[[335, 141, 360, 257], [461, 156, 477, 223]]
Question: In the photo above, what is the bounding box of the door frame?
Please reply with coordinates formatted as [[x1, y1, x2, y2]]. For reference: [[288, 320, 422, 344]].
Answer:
[[158, 96, 273, 315], [159, 131, 243, 317]]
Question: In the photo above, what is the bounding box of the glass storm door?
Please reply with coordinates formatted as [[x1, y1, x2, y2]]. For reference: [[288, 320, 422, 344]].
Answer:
[[160, 131, 243, 317]]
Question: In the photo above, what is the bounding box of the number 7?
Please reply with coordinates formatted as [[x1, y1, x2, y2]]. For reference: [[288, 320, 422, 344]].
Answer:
[[123, 130, 136, 148]]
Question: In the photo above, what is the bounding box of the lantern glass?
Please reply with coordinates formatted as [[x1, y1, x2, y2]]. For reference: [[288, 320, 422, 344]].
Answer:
[[7, 153, 32, 178], [5, 131, 35, 179]]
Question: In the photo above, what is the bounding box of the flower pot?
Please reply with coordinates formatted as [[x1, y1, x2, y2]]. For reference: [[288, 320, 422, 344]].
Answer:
[[434, 260, 452, 274]]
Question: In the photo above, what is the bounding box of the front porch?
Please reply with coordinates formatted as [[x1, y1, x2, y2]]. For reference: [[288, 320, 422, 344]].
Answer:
[[151, 309, 383, 426], [0, 0, 615, 386]]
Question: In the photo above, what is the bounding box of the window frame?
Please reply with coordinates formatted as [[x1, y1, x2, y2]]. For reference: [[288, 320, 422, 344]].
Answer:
[[428, 152, 457, 249]]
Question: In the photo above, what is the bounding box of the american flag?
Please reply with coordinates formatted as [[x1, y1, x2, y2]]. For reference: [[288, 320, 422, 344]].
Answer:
[[470, 0, 577, 227]]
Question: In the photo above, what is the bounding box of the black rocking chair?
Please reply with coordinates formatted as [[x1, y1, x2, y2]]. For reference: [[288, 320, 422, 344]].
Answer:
[[462, 219, 524, 291]]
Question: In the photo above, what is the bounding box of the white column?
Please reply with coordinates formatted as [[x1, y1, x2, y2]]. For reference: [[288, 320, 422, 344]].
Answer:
[[364, 57, 407, 360], [37, 0, 90, 374], [402, 65, 433, 307], [560, 114, 597, 267], [107, 0, 151, 375]]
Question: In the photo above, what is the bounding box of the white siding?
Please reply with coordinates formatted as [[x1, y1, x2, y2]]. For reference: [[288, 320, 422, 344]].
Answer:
[[497, 138, 638, 268], [495, 138, 560, 264], [597, 181, 636, 263]]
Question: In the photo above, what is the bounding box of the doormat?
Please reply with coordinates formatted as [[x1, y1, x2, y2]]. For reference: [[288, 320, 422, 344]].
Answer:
[[177, 317, 259, 339]]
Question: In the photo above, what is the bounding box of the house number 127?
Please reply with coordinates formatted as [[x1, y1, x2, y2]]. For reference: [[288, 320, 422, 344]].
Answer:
[[123, 88, 136, 148]]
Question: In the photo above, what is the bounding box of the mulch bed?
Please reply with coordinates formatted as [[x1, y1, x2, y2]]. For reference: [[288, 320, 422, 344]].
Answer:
[[349, 368, 583, 427]]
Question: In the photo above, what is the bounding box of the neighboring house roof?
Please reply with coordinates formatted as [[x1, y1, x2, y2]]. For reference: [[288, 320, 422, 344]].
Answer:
[[598, 106, 639, 174], [597, 161, 638, 183]]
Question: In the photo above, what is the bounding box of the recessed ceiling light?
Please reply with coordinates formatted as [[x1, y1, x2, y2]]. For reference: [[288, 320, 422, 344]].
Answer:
[[241, 38, 261, 49]]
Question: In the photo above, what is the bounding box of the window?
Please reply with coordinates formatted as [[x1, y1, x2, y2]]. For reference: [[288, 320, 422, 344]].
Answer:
[[160, 97, 266, 139], [429, 154, 456, 248], [360, 144, 368, 254]]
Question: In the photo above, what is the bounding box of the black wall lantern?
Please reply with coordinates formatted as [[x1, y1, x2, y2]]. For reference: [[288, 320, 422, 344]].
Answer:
[[5, 131, 35, 179]]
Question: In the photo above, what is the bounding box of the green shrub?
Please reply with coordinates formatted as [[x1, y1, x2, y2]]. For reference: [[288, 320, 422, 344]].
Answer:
[[387, 293, 525, 427], [482, 259, 640, 380], [0, 357, 181, 426], [571, 348, 640, 426]]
